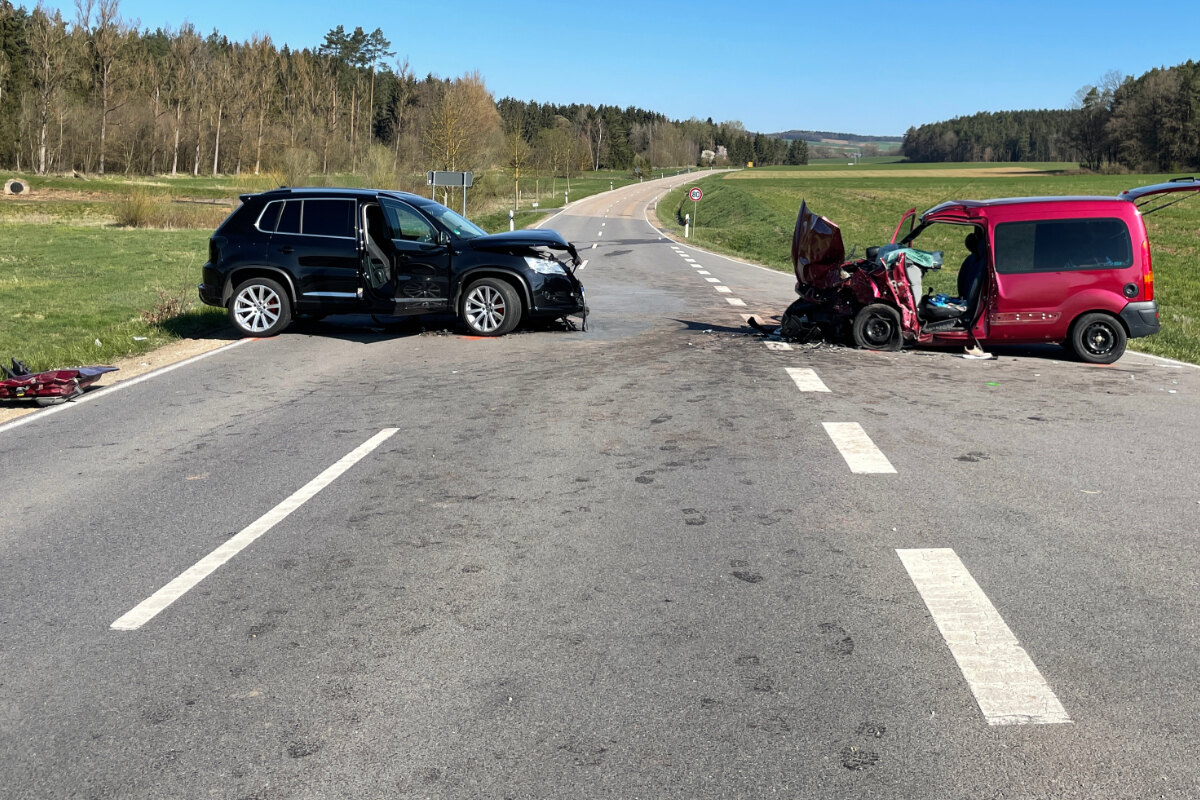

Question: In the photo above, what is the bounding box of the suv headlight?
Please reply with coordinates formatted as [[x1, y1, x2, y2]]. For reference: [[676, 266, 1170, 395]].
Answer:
[[524, 256, 566, 275]]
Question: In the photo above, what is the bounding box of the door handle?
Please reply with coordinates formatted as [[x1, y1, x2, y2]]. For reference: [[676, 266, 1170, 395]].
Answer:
[[279, 246, 294, 254]]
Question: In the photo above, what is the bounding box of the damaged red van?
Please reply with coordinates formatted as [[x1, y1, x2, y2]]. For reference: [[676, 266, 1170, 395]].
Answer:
[[786, 178, 1200, 363]]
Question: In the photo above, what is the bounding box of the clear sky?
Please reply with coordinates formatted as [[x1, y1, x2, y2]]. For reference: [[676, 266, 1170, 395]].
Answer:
[[45, 0, 1200, 137]]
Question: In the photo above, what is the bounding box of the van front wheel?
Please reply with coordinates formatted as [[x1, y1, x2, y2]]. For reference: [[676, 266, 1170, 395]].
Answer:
[[852, 304, 903, 351], [1070, 312, 1127, 364]]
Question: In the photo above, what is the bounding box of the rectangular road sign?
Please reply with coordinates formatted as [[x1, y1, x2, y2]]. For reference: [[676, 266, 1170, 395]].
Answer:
[[426, 170, 474, 188]]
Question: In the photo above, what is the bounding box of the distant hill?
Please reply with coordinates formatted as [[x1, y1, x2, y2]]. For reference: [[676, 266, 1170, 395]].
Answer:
[[772, 129, 902, 144]]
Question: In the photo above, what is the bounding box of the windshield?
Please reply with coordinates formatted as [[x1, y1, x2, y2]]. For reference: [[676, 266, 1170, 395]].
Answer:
[[420, 201, 487, 240]]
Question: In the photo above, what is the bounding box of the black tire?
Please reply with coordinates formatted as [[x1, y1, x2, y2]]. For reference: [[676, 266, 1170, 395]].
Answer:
[[852, 303, 903, 351], [229, 277, 292, 337], [1069, 312, 1127, 364], [459, 277, 522, 336]]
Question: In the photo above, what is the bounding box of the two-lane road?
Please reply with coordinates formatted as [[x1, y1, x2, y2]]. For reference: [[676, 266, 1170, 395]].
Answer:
[[3, 174, 1199, 799]]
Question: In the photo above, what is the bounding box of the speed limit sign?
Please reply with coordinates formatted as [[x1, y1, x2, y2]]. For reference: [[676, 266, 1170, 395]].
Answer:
[[688, 187, 703, 201]]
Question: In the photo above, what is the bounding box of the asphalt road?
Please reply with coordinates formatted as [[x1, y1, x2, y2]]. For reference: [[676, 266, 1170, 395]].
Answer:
[[2, 174, 1199, 799]]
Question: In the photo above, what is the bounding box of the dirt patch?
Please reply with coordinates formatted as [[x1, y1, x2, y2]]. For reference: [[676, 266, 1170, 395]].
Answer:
[[0, 335, 237, 426]]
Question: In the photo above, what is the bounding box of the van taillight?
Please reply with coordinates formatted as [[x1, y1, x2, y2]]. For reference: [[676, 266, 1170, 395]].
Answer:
[[1141, 239, 1154, 301]]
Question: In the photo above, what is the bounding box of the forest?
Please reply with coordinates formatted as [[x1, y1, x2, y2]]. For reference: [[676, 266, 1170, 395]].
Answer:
[[0, 0, 805, 188], [901, 62, 1200, 171]]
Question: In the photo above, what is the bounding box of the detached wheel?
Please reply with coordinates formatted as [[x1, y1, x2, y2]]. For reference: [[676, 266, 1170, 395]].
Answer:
[[1070, 312, 1127, 364], [230, 277, 291, 337], [852, 303, 903, 351], [460, 278, 522, 336]]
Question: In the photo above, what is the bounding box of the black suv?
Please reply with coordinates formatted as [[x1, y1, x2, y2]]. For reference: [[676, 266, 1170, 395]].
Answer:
[[199, 188, 586, 336]]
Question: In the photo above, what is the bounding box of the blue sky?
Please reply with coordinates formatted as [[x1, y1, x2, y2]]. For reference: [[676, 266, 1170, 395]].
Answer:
[[48, 0, 1200, 137]]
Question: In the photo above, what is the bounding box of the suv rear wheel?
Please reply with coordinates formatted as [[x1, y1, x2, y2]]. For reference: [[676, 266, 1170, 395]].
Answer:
[[1069, 312, 1127, 364], [230, 277, 292, 337], [460, 277, 522, 336]]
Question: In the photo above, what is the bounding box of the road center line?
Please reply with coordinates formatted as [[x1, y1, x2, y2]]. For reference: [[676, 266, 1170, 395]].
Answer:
[[697, 270, 711, 275], [715, 286, 732, 293], [785, 367, 829, 392], [704, 277, 721, 283], [725, 298, 747, 306], [822, 422, 896, 473], [111, 428, 399, 631], [578, 260, 589, 270], [897, 548, 1072, 726]]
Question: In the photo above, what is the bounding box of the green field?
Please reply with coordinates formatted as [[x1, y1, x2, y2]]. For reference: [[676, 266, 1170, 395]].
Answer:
[[657, 164, 1200, 363], [0, 169, 645, 371]]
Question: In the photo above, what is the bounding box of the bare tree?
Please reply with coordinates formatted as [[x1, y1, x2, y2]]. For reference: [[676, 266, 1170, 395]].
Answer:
[[75, 0, 129, 175], [27, 4, 71, 174], [423, 70, 501, 172]]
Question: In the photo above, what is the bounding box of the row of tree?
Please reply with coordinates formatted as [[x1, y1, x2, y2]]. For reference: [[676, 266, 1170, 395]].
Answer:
[[0, 1, 807, 182], [902, 60, 1200, 172]]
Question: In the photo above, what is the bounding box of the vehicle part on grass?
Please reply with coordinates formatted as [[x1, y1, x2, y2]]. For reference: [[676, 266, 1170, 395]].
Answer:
[[0, 358, 117, 406]]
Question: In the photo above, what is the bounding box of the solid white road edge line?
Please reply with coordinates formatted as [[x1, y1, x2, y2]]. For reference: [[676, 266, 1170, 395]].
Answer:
[[0, 339, 253, 436], [785, 367, 830, 392], [822, 422, 896, 474], [896, 548, 1072, 726], [111, 428, 400, 631]]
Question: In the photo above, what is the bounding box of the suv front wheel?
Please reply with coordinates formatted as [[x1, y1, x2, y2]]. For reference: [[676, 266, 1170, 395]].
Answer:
[[460, 277, 522, 336], [230, 277, 292, 337]]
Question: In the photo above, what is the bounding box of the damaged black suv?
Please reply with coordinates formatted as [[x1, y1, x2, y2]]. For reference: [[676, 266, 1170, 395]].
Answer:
[[199, 187, 586, 337]]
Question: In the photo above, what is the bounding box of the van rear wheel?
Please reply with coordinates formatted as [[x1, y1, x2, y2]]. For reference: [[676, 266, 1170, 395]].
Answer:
[[852, 304, 903, 351], [1069, 312, 1127, 364]]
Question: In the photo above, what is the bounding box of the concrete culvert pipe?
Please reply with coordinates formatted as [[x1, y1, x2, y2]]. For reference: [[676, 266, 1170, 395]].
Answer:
[[4, 179, 28, 195]]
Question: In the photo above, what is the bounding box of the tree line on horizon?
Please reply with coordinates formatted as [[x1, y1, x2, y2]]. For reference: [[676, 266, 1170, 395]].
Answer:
[[0, 0, 807, 186], [901, 61, 1200, 172]]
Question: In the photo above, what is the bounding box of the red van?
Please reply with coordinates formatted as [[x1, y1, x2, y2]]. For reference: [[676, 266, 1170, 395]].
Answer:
[[787, 178, 1200, 363]]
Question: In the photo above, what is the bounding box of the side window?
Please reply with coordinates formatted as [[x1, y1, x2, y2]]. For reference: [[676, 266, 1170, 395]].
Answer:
[[994, 218, 1132, 273], [276, 200, 301, 234], [301, 199, 356, 238], [258, 200, 284, 232], [381, 200, 437, 243]]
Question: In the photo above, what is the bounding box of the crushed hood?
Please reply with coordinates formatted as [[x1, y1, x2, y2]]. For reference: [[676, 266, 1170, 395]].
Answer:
[[792, 200, 846, 290], [469, 229, 581, 266]]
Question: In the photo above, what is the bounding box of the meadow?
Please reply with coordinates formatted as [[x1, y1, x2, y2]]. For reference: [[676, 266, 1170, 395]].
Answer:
[[656, 161, 1200, 363]]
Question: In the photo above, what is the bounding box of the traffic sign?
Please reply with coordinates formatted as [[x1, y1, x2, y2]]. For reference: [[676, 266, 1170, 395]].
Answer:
[[688, 187, 704, 202]]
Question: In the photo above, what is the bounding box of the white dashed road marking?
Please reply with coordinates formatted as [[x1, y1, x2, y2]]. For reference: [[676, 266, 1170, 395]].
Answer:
[[897, 548, 1072, 726], [591, 243, 597, 249], [726, 298, 747, 306], [111, 428, 400, 630], [822, 422, 896, 474], [697, 270, 711, 275], [704, 277, 721, 283], [764, 341, 793, 351], [785, 367, 830, 392], [715, 286, 732, 293], [578, 260, 589, 270]]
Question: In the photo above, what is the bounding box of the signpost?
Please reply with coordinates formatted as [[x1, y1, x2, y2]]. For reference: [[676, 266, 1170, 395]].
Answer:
[[688, 186, 703, 237], [427, 170, 474, 215]]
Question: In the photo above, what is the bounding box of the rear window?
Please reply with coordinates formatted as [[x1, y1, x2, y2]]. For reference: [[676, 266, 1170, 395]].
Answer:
[[993, 217, 1132, 273], [259, 198, 355, 238]]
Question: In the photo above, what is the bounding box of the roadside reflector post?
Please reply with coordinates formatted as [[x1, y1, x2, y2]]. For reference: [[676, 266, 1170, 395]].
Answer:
[[509, 209, 514, 231], [684, 213, 690, 239]]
